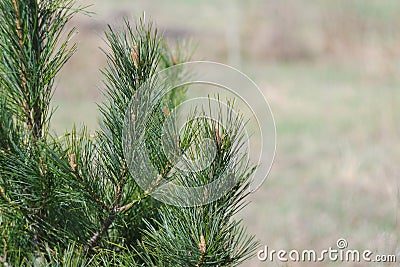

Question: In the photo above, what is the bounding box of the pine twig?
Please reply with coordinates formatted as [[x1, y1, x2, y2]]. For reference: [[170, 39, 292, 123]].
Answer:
[[83, 163, 128, 252], [117, 174, 163, 213], [12, 0, 35, 138], [83, 172, 163, 252]]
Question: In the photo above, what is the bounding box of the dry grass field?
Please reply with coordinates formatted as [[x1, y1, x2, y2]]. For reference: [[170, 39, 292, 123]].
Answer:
[[52, 1, 400, 266]]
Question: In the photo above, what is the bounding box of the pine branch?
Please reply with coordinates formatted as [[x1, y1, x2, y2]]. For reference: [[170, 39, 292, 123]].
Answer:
[[1, 3, 258, 265], [137, 101, 259, 266], [83, 18, 165, 253], [10, 0, 34, 138], [0, 0, 81, 140], [0, 0, 85, 260]]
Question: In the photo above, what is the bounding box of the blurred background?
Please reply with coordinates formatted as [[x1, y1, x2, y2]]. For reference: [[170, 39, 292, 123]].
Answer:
[[53, 0, 400, 266]]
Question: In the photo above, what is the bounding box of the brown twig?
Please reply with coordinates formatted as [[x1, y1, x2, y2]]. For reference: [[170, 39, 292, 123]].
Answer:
[[83, 163, 128, 252], [84, 171, 163, 253], [117, 173, 163, 213], [84, 213, 115, 252]]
